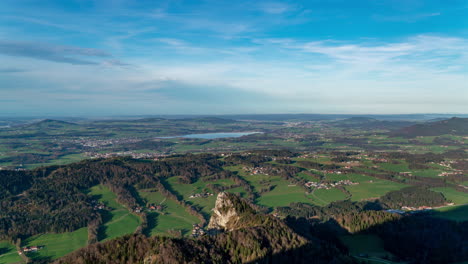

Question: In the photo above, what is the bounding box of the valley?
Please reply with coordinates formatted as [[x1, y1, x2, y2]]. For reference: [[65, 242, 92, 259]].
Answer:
[[0, 115, 466, 263]]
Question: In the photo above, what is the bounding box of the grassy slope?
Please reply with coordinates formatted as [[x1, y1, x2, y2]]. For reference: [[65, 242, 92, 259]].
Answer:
[[225, 165, 320, 207], [22, 228, 88, 261], [138, 189, 200, 237], [346, 179, 407, 202], [431, 187, 468, 205], [0, 241, 22, 264], [165, 177, 217, 217], [322, 172, 407, 202], [88, 185, 141, 242]]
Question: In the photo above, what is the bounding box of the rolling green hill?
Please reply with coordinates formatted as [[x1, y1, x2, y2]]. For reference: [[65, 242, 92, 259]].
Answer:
[[391, 117, 468, 137]]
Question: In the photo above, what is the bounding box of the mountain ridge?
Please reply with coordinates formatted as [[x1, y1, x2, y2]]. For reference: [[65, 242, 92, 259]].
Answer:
[[390, 117, 468, 137]]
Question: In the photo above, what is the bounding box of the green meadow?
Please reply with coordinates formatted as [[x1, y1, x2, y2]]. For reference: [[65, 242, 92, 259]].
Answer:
[[88, 185, 141, 241], [138, 189, 200, 237], [346, 179, 407, 202], [309, 188, 348, 206], [431, 187, 468, 205], [378, 161, 410, 173], [22, 227, 88, 261], [164, 177, 217, 217], [0, 241, 22, 264]]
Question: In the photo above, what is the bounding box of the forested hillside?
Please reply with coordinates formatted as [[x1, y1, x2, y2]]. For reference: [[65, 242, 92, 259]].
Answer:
[[0, 149, 466, 263]]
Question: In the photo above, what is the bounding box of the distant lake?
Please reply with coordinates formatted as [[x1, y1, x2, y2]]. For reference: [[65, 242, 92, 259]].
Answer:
[[157, 132, 262, 139]]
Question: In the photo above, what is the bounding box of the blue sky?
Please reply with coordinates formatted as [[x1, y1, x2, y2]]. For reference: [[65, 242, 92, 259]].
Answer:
[[0, 0, 467, 116]]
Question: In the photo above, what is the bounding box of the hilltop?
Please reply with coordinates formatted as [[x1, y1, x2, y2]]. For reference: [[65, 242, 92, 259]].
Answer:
[[178, 117, 240, 124], [390, 117, 468, 137], [332, 117, 414, 130], [25, 119, 80, 130]]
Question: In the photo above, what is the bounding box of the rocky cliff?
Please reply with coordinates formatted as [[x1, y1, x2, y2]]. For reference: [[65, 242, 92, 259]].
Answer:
[[207, 192, 254, 231]]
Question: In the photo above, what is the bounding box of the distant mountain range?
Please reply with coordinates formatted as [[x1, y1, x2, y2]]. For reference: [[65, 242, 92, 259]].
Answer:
[[331, 117, 416, 130], [221, 114, 468, 122], [3, 114, 467, 126], [25, 119, 79, 129], [390, 117, 468, 137]]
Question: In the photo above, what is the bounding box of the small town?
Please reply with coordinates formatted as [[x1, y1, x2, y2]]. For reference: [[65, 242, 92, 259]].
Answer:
[[85, 151, 167, 160], [386, 203, 456, 215], [189, 192, 214, 199], [305, 180, 359, 189]]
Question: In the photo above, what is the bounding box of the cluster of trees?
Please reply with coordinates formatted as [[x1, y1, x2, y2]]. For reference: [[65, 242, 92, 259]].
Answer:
[[330, 151, 360, 163], [224, 154, 272, 167], [277, 200, 382, 221], [152, 154, 224, 183], [118, 140, 175, 151], [296, 160, 340, 170], [0, 153, 55, 165], [390, 117, 468, 137], [379, 187, 448, 208], [385, 152, 445, 165]]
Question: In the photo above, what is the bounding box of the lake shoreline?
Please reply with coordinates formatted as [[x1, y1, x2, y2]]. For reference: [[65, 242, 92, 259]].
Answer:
[[156, 131, 263, 139]]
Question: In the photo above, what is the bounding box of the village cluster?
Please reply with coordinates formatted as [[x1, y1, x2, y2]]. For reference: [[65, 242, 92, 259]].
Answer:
[[91, 199, 165, 214], [189, 192, 214, 199], [386, 203, 455, 215], [244, 166, 270, 175], [132, 204, 164, 214], [68, 137, 142, 148], [305, 180, 358, 189], [85, 151, 167, 160]]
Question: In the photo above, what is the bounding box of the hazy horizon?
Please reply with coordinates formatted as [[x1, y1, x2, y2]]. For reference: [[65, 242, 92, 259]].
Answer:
[[1, 113, 467, 121]]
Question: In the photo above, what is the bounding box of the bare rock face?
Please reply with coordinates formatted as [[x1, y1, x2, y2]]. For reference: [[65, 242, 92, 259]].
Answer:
[[207, 192, 241, 231]]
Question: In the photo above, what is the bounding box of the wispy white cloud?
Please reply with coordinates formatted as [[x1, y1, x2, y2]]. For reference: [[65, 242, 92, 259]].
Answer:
[[4, 33, 467, 114], [0, 67, 27, 73], [0, 15, 87, 32], [262, 35, 468, 78], [0, 39, 134, 67], [372, 12, 441, 22], [0, 40, 110, 65], [257, 2, 297, 14]]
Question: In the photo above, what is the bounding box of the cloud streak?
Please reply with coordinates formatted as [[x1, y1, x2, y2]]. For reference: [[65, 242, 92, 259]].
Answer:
[[257, 35, 468, 79], [0, 40, 111, 65], [257, 2, 296, 14], [0, 67, 27, 73], [372, 12, 441, 23]]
